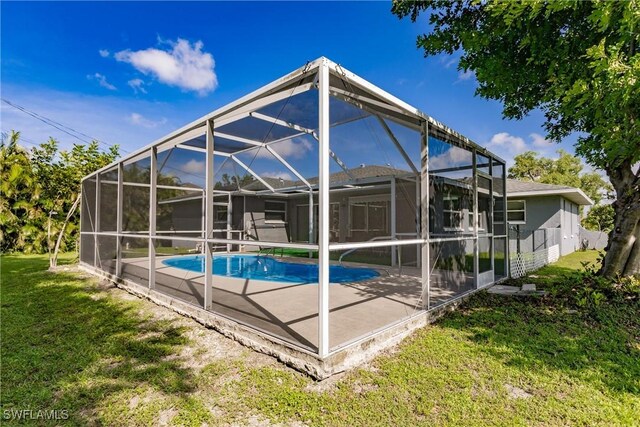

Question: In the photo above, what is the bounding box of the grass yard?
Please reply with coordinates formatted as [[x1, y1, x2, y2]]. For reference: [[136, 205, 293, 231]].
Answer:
[[1, 251, 638, 426]]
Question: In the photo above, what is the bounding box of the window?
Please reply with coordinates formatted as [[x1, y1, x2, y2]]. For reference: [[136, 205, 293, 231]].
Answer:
[[265, 200, 286, 222], [348, 198, 389, 235], [330, 203, 340, 236], [507, 200, 526, 224], [367, 203, 388, 232], [350, 203, 367, 231], [443, 196, 463, 230]]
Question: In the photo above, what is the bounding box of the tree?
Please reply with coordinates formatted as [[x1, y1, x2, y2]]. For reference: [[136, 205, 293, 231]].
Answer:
[[392, 0, 639, 276], [0, 131, 119, 264], [508, 150, 612, 205], [583, 204, 615, 233], [0, 131, 44, 253], [45, 140, 119, 268], [214, 173, 254, 190]]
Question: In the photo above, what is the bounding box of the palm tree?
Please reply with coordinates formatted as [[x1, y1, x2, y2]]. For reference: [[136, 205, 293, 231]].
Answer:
[[0, 131, 44, 253]]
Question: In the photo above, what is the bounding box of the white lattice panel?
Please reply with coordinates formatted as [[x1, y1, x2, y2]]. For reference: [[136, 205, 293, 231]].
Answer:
[[509, 244, 560, 278]]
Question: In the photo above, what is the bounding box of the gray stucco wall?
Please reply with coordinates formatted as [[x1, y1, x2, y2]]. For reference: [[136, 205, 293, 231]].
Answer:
[[242, 196, 290, 250], [508, 194, 581, 256], [561, 198, 580, 256], [517, 195, 562, 229]]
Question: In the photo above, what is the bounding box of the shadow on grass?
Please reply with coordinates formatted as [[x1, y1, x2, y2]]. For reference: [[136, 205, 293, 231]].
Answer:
[[440, 290, 640, 395], [506, 264, 578, 289], [1, 255, 195, 425]]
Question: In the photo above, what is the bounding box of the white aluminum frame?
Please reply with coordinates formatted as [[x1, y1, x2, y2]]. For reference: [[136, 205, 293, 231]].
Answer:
[[317, 60, 330, 357], [80, 56, 510, 358]]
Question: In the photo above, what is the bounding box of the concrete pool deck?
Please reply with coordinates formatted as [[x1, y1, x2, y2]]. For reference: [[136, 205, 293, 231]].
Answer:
[[88, 253, 476, 378]]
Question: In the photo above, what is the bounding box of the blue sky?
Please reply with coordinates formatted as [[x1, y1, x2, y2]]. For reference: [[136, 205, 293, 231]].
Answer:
[[1, 1, 580, 170]]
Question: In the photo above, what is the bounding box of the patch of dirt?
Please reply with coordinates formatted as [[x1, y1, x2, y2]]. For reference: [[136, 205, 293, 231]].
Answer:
[[102, 283, 281, 375], [351, 380, 378, 395], [156, 408, 177, 426], [504, 383, 533, 399], [227, 414, 308, 427], [128, 395, 140, 410], [304, 371, 346, 393]]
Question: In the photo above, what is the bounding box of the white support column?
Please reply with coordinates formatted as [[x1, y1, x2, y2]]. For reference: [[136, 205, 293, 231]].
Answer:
[[473, 151, 479, 288], [420, 120, 429, 310], [227, 192, 232, 252], [416, 176, 422, 269], [489, 161, 495, 276], [308, 191, 314, 258], [204, 119, 215, 310], [149, 147, 157, 289], [504, 169, 510, 278], [308, 191, 314, 244], [116, 162, 123, 277], [318, 61, 330, 357], [94, 173, 101, 268], [391, 176, 397, 267]]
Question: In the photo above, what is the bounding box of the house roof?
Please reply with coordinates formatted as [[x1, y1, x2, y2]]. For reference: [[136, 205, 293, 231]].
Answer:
[[243, 176, 297, 191], [159, 165, 593, 207], [234, 165, 413, 192], [307, 165, 412, 185], [506, 179, 593, 206]]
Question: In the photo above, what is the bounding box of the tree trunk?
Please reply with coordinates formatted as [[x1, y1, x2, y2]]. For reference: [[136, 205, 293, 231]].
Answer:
[[600, 164, 640, 277], [49, 194, 81, 270]]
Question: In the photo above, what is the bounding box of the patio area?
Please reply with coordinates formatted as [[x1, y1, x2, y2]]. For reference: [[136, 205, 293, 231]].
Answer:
[[112, 254, 473, 352]]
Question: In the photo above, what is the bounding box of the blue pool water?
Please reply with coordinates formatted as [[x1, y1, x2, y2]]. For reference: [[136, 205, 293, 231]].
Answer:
[[162, 254, 379, 284]]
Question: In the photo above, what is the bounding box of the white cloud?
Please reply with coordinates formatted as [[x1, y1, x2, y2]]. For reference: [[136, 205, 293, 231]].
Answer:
[[128, 112, 167, 129], [115, 38, 217, 95], [128, 78, 147, 94], [181, 159, 205, 174], [262, 171, 293, 181], [258, 137, 313, 159], [99, 49, 110, 58], [457, 70, 474, 81], [438, 54, 459, 69], [87, 73, 116, 90], [429, 144, 473, 171], [487, 132, 528, 155], [430, 132, 558, 172], [530, 132, 552, 147], [485, 132, 561, 168]]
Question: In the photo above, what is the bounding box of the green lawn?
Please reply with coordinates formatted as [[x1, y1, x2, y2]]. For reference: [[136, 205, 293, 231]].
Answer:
[[1, 251, 638, 426]]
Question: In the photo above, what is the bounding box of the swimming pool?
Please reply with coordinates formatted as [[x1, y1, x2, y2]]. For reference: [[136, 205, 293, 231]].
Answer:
[[161, 254, 380, 284]]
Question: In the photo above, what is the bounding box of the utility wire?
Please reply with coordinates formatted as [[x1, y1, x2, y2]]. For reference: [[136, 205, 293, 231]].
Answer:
[[1, 98, 124, 153], [2, 98, 207, 182]]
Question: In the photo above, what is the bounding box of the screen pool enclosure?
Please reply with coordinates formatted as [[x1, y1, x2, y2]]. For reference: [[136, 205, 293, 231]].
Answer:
[[80, 57, 508, 377]]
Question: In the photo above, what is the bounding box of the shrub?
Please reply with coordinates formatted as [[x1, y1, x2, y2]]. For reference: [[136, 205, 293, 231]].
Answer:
[[547, 254, 639, 311]]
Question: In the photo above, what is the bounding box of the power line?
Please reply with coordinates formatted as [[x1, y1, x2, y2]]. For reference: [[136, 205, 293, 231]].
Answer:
[[2, 99, 208, 182], [1, 98, 129, 154]]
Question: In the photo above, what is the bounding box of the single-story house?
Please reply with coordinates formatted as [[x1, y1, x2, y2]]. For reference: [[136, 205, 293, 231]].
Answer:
[[159, 170, 592, 261], [504, 179, 593, 256]]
